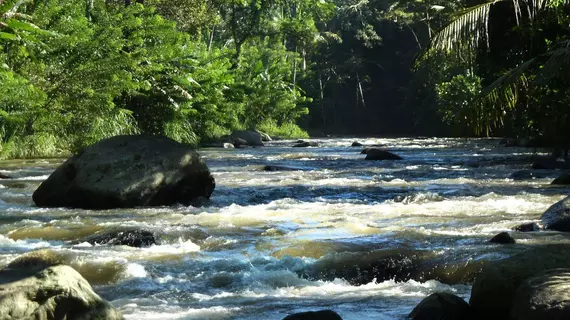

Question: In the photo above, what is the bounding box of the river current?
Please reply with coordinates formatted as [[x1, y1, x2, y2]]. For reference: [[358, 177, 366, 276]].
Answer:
[[0, 137, 569, 319]]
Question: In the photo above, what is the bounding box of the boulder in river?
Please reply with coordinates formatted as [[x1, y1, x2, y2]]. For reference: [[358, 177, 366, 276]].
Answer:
[[409, 292, 471, 320], [283, 310, 343, 320], [230, 130, 264, 146], [532, 158, 570, 170], [552, 173, 570, 185], [80, 229, 157, 247], [512, 222, 540, 232], [470, 245, 570, 318], [511, 268, 570, 320], [293, 141, 319, 147], [0, 264, 123, 319], [0, 172, 10, 179], [489, 232, 516, 244], [263, 165, 305, 172], [32, 135, 215, 209], [540, 195, 570, 231], [351, 141, 363, 147], [364, 148, 402, 161]]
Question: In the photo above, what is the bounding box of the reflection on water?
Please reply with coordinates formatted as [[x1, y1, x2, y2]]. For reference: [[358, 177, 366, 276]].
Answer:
[[0, 137, 569, 319]]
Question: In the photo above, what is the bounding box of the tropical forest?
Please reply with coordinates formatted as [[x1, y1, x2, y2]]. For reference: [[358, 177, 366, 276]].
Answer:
[[1, 0, 570, 319]]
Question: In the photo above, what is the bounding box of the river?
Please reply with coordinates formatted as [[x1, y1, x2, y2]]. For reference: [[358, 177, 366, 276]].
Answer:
[[0, 137, 568, 319]]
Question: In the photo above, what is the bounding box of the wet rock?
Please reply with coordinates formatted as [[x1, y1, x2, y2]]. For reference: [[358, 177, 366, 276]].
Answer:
[[263, 165, 305, 172], [254, 130, 272, 142], [364, 148, 402, 161], [232, 137, 249, 147], [532, 158, 570, 170], [230, 130, 264, 146], [511, 268, 570, 320], [552, 173, 570, 185], [361, 148, 370, 154], [409, 292, 471, 320], [0, 172, 10, 179], [351, 141, 363, 147], [540, 196, 570, 231], [470, 245, 570, 318], [293, 141, 319, 147], [512, 223, 540, 232], [302, 248, 485, 286], [489, 232, 516, 244], [509, 170, 549, 180], [32, 135, 215, 209], [283, 310, 343, 320], [0, 264, 123, 319], [80, 229, 157, 247]]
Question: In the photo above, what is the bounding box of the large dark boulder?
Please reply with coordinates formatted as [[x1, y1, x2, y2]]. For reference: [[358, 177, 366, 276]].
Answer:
[[552, 173, 570, 185], [230, 130, 264, 146], [0, 172, 10, 179], [540, 196, 570, 231], [0, 264, 123, 319], [32, 135, 215, 209], [364, 148, 402, 160], [283, 310, 342, 320], [470, 245, 570, 318], [409, 292, 471, 320], [80, 229, 157, 247], [489, 232, 516, 244], [511, 268, 570, 320]]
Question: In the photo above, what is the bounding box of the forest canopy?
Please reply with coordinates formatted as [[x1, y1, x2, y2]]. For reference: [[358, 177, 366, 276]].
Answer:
[[1, 0, 569, 158]]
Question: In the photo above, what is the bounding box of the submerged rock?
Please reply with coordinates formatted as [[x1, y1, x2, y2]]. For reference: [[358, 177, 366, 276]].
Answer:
[[230, 130, 264, 146], [489, 232, 516, 244], [532, 158, 570, 170], [470, 245, 570, 318], [293, 141, 319, 147], [32, 135, 215, 209], [364, 148, 402, 160], [512, 223, 540, 232], [552, 173, 570, 185], [263, 165, 306, 172], [351, 141, 363, 147], [409, 292, 471, 320], [283, 310, 343, 320], [540, 196, 570, 231], [80, 229, 157, 247], [0, 264, 123, 319], [511, 268, 570, 320]]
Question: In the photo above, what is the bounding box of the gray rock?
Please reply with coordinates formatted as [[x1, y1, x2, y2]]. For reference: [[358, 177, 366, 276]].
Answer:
[[232, 137, 249, 147], [552, 173, 570, 185], [79, 229, 157, 247], [511, 268, 570, 320], [254, 130, 272, 142], [0, 264, 123, 320], [351, 141, 363, 147], [489, 232, 516, 244], [541, 196, 570, 231], [364, 148, 402, 160], [512, 223, 540, 232], [293, 141, 319, 147], [0, 172, 10, 179], [470, 245, 570, 318], [223, 143, 235, 149], [409, 292, 471, 320], [283, 310, 342, 320], [230, 130, 264, 146], [32, 135, 215, 209]]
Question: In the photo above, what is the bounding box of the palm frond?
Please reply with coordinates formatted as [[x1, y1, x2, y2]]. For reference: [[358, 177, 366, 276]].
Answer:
[[535, 40, 570, 84], [430, 0, 500, 52], [482, 58, 534, 111]]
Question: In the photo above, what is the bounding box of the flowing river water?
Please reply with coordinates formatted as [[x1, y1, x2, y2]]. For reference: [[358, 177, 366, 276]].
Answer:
[[0, 137, 569, 319]]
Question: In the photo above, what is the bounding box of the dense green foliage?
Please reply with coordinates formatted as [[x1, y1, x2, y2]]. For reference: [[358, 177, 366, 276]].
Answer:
[[1, 0, 570, 158]]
